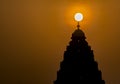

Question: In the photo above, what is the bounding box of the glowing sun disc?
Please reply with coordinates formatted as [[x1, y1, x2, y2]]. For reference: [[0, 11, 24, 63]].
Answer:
[[74, 13, 83, 22]]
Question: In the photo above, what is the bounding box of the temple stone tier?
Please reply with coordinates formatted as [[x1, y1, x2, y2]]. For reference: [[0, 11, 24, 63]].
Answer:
[[54, 28, 105, 84]]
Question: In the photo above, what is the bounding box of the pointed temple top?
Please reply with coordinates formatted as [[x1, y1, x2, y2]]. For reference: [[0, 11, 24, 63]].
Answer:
[[71, 28, 86, 40]]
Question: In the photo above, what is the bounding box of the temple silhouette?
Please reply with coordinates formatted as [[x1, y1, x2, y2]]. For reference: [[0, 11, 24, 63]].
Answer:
[[54, 24, 105, 84]]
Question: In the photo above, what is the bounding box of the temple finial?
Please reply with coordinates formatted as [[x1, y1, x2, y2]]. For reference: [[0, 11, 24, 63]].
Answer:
[[77, 22, 80, 29]]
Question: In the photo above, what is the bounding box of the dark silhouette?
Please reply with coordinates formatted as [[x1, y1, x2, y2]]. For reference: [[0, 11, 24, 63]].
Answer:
[[54, 25, 105, 84]]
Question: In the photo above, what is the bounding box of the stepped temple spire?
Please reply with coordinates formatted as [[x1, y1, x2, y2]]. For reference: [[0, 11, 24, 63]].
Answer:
[[54, 27, 105, 84]]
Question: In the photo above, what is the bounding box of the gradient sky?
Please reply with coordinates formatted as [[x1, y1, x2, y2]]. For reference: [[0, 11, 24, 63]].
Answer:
[[1, 0, 120, 84]]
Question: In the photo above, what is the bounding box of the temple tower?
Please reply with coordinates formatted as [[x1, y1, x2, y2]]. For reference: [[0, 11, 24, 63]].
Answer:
[[54, 26, 105, 84]]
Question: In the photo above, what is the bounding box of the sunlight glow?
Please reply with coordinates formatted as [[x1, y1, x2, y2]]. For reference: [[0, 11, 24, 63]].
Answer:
[[74, 13, 83, 22]]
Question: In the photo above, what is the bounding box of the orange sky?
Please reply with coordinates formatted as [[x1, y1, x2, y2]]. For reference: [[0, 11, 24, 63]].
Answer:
[[1, 0, 120, 84]]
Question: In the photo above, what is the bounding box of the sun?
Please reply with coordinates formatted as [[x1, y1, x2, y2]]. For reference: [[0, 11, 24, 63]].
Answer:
[[74, 13, 83, 22]]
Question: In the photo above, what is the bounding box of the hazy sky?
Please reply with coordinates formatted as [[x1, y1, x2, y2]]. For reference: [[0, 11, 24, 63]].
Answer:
[[1, 0, 120, 84]]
